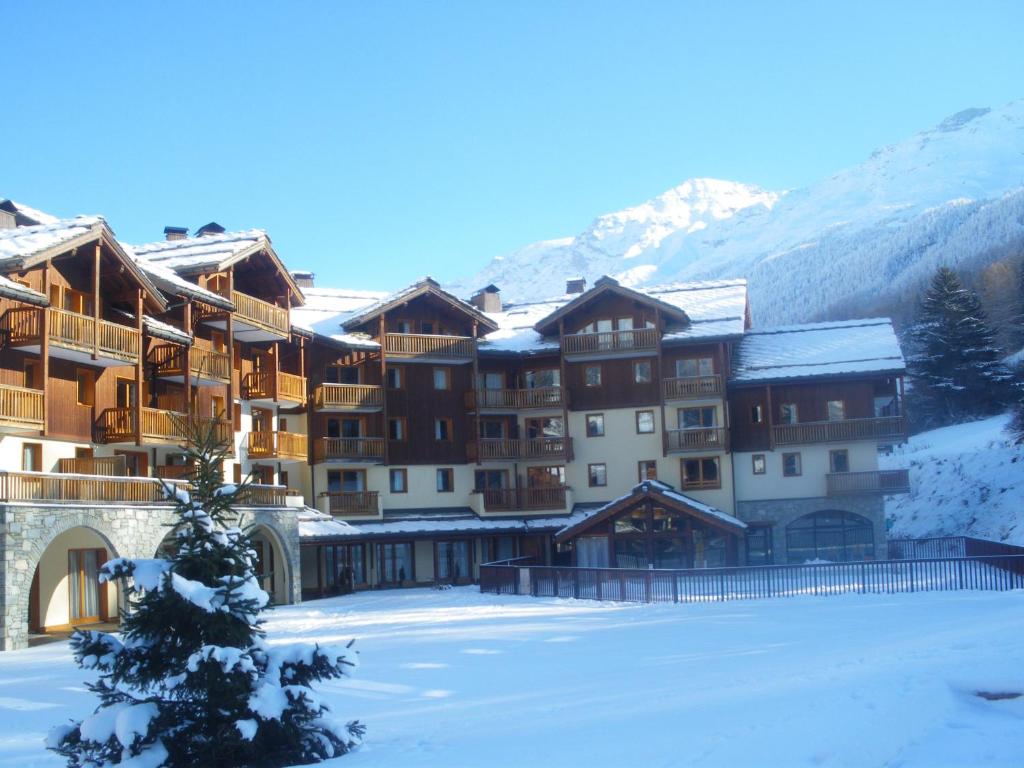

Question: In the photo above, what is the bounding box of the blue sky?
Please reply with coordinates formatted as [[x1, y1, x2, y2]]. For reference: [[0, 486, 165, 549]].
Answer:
[[4, 1, 1024, 290]]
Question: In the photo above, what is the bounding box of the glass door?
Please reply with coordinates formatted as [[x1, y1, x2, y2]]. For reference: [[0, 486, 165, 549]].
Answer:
[[68, 549, 102, 623]]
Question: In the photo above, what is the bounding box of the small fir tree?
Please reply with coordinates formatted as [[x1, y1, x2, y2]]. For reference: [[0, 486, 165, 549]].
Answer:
[[907, 267, 1013, 427], [49, 419, 363, 767]]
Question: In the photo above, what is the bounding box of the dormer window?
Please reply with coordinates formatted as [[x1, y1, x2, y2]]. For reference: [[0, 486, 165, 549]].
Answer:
[[395, 320, 412, 334]]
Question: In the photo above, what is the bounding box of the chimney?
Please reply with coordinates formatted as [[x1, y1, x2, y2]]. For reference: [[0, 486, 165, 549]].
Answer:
[[163, 226, 188, 241], [566, 277, 587, 295], [195, 221, 226, 237], [292, 270, 315, 289], [0, 210, 15, 230], [470, 284, 501, 313]]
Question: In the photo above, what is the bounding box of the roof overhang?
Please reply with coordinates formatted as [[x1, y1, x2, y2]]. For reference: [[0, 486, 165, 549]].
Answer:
[[533, 276, 689, 336], [341, 278, 499, 334]]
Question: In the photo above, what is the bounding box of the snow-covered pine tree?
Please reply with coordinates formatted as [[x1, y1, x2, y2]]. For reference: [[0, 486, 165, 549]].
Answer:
[[907, 266, 1013, 427], [48, 418, 363, 767]]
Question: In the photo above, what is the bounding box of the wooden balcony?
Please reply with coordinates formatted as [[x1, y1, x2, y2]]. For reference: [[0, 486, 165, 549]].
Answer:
[[0, 383, 43, 432], [314, 437, 385, 463], [2, 307, 140, 366], [236, 484, 290, 507], [465, 387, 563, 411], [826, 469, 911, 496], [57, 456, 127, 476], [665, 427, 727, 453], [322, 490, 380, 517], [150, 343, 230, 386], [468, 437, 572, 462], [663, 375, 723, 401], [0, 471, 186, 504], [772, 416, 906, 447], [481, 486, 567, 512], [313, 383, 383, 411], [96, 407, 233, 447], [242, 370, 308, 404], [197, 288, 290, 341], [246, 430, 307, 461], [562, 327, 658, 359], [156, 465, 193, 481], [384, 333, 474, 362]]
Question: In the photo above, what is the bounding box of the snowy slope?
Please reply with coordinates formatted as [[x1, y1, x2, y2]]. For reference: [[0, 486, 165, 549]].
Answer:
[[883, 414, 1024, 545], [455, 100, 1024, 325]]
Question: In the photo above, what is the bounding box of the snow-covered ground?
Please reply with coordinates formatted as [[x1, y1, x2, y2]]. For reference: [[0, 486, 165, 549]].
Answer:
[[2, 587, 1023, 767], [884, 413, 1024, 545]]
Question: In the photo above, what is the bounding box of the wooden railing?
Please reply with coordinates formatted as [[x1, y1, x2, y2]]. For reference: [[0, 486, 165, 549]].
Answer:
[[57, 456, 127, 477], [314, 437, 385, 462], [665, 427, 726, 453], [562, 327, 658, 356], [229, 290, 290, 336], [241, 371, 308, 403], [0, 383, 43, 429], [96, 408, 233, 445], [156, 465, 192, 481], [481, 486, 567, 512], [468, 437, 571, 462], [278, 371, 306, 402], [322, 490, 380, 516], [237, 484, 289, 507], [247, 430, 307, 460], [0, 471, 185, 504], [773, 416, 906, 446], [662, 375, 723, 400], [384, 333, 475, 360], [826, 469, 911, 496], [2, 307, 139, 362], [150, 343, 231, 383], [314, 383, 383, 410], [465, 387, 563, 410]]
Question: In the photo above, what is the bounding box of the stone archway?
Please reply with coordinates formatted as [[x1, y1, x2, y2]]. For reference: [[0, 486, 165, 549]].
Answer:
[[246, 523, 292, 606]]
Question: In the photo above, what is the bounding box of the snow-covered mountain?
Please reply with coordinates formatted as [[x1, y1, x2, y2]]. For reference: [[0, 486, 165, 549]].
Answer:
[[452, 100, 1024, 326]]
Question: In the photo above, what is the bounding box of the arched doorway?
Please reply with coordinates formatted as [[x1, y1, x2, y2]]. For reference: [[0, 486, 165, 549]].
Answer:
[[786, 511, 875, 563], [248, 525, 290, 605], [28, 527, 119, 636]]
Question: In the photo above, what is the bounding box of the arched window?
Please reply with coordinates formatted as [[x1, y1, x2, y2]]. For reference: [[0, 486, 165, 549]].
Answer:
[[786, 511, 875, 564]]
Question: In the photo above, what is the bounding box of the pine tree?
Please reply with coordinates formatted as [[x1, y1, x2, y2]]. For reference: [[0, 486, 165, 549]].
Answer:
[[907, 267, 1013, 427], [48, 419, 363, 767]]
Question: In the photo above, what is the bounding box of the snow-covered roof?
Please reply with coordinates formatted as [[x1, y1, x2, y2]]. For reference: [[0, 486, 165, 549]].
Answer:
[[731, 318, 905, 384], [340, 277, 499, 333], [290, 286, 389, 349], [143, 315, 193, 345], [0, 216, 106, 267], [126, 246, 233, 310], [0, 274, 46, 306], [131, 229, 272, 273], [0, 199, 60, 226], [298, 507, 571, 541]]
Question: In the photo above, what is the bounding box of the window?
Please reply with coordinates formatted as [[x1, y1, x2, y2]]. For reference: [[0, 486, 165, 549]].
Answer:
[[779, 403, 798, 425], [325, 365, 359, 384], [434, 417, 453, 441], [829, 449, 850, 473], [635, 410, 655, 434], [585, 414, 605, 437], [752, 454, 767, 475], [477, 371, 503, 390], [750, 404, 764, 424], [682, 456, 721, 489], [746, 526, 774, 566], [210, 330, 226, 353], [528, 465, 565, 487], [584, 365, 602, 387], [432, 367, 450, 390], [436, 468, 454, 493], [827, 400, 846, 421], [421, 321, 435, 334], [211, 395, 226, 420], [386, 367, 403, 389], [676, 357, 714, 378], [786, 511, 875, 564], [782, 452, 802, 477], [588, 463, 607, 487], [395, 319, 412, 334], [526, 416, 562, 438], [388, 418, 406, 441], [379, 541, 413, 583], [474, 469, 507, 491], [75, 369, 95, 407], [22, 442, 42, 472], [389, 468, 408, 493], [436, 540, 472, 581], [278, 417, 288, 432], [633, 361, 652, 384], [638, 460, 658, 482], [525, 369, 560, 389], [479, 419, 506, 439], [679, 406, 716, 429], [326, 469, 365, 492], [23, 360, 41, 390]]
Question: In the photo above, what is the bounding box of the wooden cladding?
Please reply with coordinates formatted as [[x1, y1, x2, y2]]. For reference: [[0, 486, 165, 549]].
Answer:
[[323, 490, 379, 516], [2, 308, 140, 363], [665, 427, 727, 453], [773, 416, 906, 446], [56, 455, 127, 477], [0, 383, 44, 430], [465, 387, 563, 410], [314, 437, 385, 462], [236, 484, 289, 507], [562, 327, 658, 357], [384, 333, 474, 360], [481, 486, 567, 512], [242, 370, 308, 403], [151, 344, 231, 384], [0, 471, 185, 503], [468, 437, 572, 462], [96, 407, 232, 445], [313, 383, 383, 410], [247, 430, 307, 461], [826, 469, 911, 496], [663, 375, 723, 400]]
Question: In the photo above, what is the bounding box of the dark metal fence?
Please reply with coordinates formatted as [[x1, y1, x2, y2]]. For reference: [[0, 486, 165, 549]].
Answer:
[[888, 536, 1024, 560]]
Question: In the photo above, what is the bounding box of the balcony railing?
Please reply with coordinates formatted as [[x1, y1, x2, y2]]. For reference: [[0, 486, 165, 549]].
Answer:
[[468, 437, 572, 462], [150, 343, 231, 384], [313, 383, 383, 411], [465, 387, 563, 410], [57, 456, 127, 476], [96, 408, 233, 446], [662, 375, 723, 400], [481, 486, 567, 512], [2, 307, 140, 363], [562, 327, 658, 357], [772, 416, 906, 446], [322, 490, 380, 517], [156, 465, 192, 481], [247, 430, 307, 461], [242, 370, 308, 403], [826, 469, 911, 496], [314, 437, 385, 462], [665, 427, 727, 453], [236, 484, 290, 507], [384, 333, 474, 360], [0, 383, 44, 431], [0, 471, 186, 504]]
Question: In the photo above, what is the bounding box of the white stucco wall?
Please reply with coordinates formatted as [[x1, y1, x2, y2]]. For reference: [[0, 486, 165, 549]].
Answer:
[[37, 527, 118, 630], [733, 442, 881, 501]]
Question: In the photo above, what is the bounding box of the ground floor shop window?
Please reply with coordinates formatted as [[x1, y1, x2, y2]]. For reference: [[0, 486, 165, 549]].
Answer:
[[786, 511, 875, 563], [436, 540, 472, 581]]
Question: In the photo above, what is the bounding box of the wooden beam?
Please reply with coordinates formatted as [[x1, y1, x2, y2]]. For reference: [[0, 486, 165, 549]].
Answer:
[[92, 243, 101, 360], [558, 317, 570, 462], [135, 289, 144, 447], [471, 319, 481, 466], [183, 300, 193, 422], [655, 307, 667, 458], [379, 312, 389, 466], [41, 260, 51, 437]]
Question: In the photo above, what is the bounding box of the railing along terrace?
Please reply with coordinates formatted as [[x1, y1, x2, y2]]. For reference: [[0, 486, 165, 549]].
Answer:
[[384, 333, 475, 360], [662, 375, 723, 400], [481, 486, 567, 512], [466, 387, 563, 410], [323, 490, 380, 516], [151, 343, 231, 383], [2, 307, 139, 362], [826, 469, 911, 496], [57, 455, 127, 477], [277, 371, 307, 402], [665, 427, 726, 453], [247, 430, 307, 461], [315, 437, 385, 462], [314, 383, 383, 410], [236, 484, 289, 507], [772, 416, 906, 446], [204, 286, 290, 337], [241, 371, 308, 402], [0, 471, 186, 504], [0, 383, 43, 428], [469, 437, 571, 461], [562, 327, 658, 356], [97, 408, 233, 445]]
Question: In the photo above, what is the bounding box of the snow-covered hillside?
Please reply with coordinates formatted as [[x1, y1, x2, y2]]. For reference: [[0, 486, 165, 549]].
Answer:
[[884, 414, 1024, 545], [455, 100, 1024, 326]]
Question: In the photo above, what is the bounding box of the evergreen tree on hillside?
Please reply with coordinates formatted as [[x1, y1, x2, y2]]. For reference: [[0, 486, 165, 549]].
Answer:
[[49, 420, 363, 767], [907, 267, 1013, 427]]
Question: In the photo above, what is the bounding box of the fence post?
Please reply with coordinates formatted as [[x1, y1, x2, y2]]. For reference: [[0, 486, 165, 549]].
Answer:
[[645, 570, 652, 603], [860, 562, 866, 594], [719, 571, 726, 602], [553, 569, 560, 599], [596, 570, 603, 601], [908, 561, 915, 593], [573, 569, 580, 600], [672, 573, 679, 603]]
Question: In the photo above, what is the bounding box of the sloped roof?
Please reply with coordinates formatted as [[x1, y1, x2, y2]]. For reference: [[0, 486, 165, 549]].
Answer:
[[0, 199, 60, 226], [290, 286, 390, 349], [297, 507, 571, 541], [731, 318, 905, 384], [532, 275, 690, 336], [0, 274, 46, 306], [125, 246, 234, 310], [340, 277, 499, 334]]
